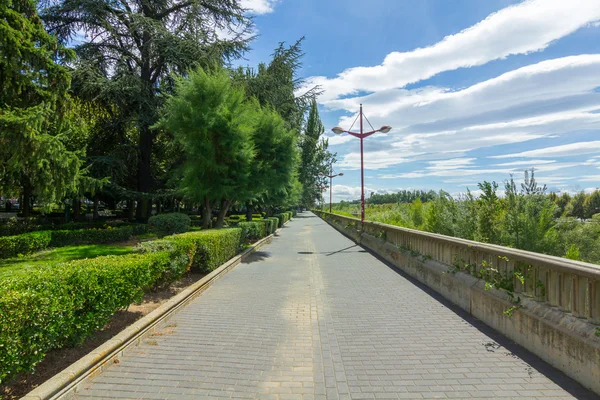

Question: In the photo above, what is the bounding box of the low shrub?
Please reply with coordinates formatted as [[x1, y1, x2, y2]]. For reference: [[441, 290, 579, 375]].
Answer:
[[261, 219, 276, 235], [0, 226, 246, 383], [266, 217, 280, 231], [162, 229, 242, 271], [0, 250, 186, 384], [0, 231, 52, 259], [0, 225, 148, 259], [238, 221, 266, 243], [275, 212, 292, 227], [148, 213, 191, 237]]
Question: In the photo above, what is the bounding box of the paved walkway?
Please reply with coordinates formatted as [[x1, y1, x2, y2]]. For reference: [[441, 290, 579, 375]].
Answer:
[[78, 213, 596, 400]]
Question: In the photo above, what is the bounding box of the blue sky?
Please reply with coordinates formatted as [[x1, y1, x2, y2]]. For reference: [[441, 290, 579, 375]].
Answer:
[[241, 0, 600, 201]]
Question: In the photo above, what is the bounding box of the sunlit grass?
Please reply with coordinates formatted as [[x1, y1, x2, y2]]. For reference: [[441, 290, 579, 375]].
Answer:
[[0, 244, 134, 277]]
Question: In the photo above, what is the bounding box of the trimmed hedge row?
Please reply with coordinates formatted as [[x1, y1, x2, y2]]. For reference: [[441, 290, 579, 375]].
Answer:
[[0, 225, 148, 259], [0, 231, 52, 259], [0, 228, 242, 384], [148, 212, 190, 237], [237, 221, 267, 243], [275, 212, 293, 227]]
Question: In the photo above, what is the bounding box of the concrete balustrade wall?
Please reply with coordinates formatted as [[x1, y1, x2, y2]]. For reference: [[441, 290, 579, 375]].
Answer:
[[315, 211, 600, 395]]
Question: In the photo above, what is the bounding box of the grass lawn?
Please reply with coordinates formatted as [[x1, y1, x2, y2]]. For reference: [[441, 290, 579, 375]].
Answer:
[[0, 244, 134, 277]]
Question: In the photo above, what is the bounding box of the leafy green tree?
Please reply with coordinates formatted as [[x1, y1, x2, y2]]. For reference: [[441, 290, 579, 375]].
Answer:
[[158, 67, 254, 228], [565, 192, 587, 219], [299, 99, 333, 207], [584, 190, 600, 219], [246, 105, 299, 216], [476, 181, 502, 243], [42, 0, 253, 219], [0, 0, 85, 217], [424, 191, 456, 236], [409, 198, 424, 228]]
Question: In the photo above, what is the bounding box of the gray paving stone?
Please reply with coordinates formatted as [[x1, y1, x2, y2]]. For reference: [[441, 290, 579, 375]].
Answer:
[[77, 213, 596, 399]]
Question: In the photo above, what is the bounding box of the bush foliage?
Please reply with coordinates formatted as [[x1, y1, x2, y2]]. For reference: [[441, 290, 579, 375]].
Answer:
[[148, 212, 191, 237], [0, 231, 52, 259], [0, 227, 248, 383], [0, 225, 148, 259]]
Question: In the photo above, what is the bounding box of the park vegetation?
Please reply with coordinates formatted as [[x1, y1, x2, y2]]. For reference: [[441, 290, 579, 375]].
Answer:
[[0, 0, 328, 387], [332, 170, 600, 265]]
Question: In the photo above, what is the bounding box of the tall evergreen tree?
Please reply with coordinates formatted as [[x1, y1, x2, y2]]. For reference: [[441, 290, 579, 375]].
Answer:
[[0, 0, 85, 217], [41, 0, 253, 219], [299, 99, 332, 207], [157, 67, 255, 228]]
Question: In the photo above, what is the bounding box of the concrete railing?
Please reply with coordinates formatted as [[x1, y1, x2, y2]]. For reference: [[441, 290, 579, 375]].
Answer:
[[315, 210, 600, 394]]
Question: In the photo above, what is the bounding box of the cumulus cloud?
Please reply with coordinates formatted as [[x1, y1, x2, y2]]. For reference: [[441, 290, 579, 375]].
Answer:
[[302, 0, 600, 102], [240, 0, 279, 14], [330, 56, 600, 170], [490, 141, 600, 158]]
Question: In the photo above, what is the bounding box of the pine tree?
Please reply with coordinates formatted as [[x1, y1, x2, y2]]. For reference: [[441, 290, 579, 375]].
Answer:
[[0, 0, 84, 217], [41, 0, 253, 219]]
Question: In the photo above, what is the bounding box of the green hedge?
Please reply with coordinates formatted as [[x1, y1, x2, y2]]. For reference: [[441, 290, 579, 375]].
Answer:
[[0, 231, 52, 259], [237, 222, 266, 243], [0, 225, 148, 259], [0, 227, 244, 383], [148, 213, 190, 237], [274, 212, 293, 227], [261, 218, 276, 235], [140, 228, 243, 272], [0, 251, 183, 384]]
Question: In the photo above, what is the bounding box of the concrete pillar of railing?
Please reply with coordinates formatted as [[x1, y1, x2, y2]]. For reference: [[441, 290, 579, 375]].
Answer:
[[548, 270, 560, 307], [535, 266, 549, 301], [559, 273, 573, 312], [572, 275, 588, 318], [591, 279, 600, 324]]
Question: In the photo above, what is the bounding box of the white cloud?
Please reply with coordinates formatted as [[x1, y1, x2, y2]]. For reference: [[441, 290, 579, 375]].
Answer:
[[337, 150, 423, 170], [303, 0, 600, 102], [328, 56, 600, 168], [491, 141, 600, 158], [578, 175, 600, 182], [240, 0, 279, 14], [426, 158, 476, 171], [493, 159, 557, 166], [323, 185, 385, 202], [323, 134, 354, 146]]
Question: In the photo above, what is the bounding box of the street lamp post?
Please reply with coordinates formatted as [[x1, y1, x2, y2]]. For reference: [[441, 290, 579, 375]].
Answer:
[[320, 165, 343, 213], [332, 104, 391, 222], [316, 184, 326, 211]]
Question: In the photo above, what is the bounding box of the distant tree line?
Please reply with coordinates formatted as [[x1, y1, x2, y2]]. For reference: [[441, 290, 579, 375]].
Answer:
[[333, 170, 600, 264]]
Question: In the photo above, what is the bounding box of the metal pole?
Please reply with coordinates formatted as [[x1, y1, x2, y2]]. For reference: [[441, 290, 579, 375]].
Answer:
[[360, 104, 365, 223], [329, 164, 333, 213]]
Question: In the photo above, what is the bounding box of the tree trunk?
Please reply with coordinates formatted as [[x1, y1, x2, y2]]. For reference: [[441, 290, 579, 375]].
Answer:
[[202, 197, 212, 229], [215, 199, 230, 228], [93, 195, 99, 220], [245, 202, 253, 222], [127, 200, 135, 220], [22, 183, 31, 218], [73, 197, 81, 221], [136, 33, 155, 222]]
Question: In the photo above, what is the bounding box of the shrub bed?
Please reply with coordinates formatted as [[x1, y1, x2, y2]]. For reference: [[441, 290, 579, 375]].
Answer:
[[148, 212, 190, 237], [237, 221, 266, 243], [0, 227, 243, 384], [0, 225, 148, 259], [0, 251, 181, 384], [261, 218, 277, 235], [274, 212, 292, 227], [0, 231, 52, 259], [137, 228, 242, 272]]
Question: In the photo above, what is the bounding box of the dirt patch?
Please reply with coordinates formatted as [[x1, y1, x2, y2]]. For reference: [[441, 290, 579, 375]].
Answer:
[[0, 272, 206, 400]]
